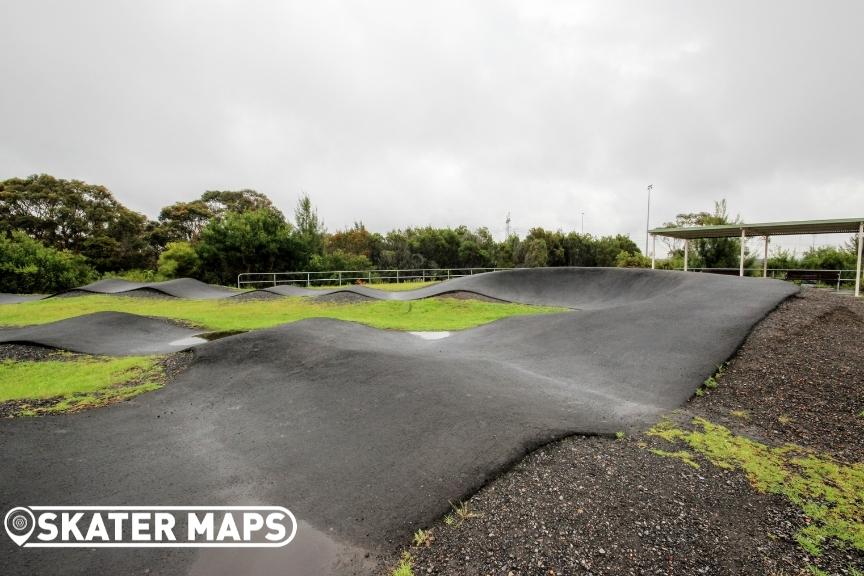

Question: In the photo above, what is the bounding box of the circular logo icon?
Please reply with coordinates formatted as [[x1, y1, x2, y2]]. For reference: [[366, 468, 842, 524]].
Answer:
[[4, 507, 35, 546]]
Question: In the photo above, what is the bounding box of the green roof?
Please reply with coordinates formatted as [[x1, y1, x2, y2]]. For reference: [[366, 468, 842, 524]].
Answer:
[[649, 217, 864, 239]]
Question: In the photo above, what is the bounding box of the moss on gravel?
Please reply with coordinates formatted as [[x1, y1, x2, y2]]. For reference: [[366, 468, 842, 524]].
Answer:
[[648, 417, 864, 557]]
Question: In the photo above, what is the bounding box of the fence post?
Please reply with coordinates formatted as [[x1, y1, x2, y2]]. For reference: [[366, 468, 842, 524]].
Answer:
[[368, 271, 372, 284], [396, 269, 400, 284], [338, 271, 342, 286], [306, 272, 310, 287]]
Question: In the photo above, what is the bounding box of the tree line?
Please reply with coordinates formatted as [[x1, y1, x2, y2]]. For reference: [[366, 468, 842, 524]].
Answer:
[[0, 174, 858, 292]]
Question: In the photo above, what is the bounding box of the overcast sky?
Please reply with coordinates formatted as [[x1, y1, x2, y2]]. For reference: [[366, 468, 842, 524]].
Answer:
[[1, 0, 862, 254]]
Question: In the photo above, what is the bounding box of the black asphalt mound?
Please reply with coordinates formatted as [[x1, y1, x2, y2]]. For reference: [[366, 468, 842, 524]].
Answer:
[[0, 269, 798, 575], [0, 293, 46, 304], [0, 311, 205, 355], [254, 267, 701, 306], [55, 278, 238, 300]]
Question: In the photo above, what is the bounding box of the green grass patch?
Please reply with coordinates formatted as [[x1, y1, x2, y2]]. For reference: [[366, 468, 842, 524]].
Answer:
[[0, 356, 164, 415], [392, 552, 414, 576], [647, 418, 864, 556], [0, 295, 564, 332]]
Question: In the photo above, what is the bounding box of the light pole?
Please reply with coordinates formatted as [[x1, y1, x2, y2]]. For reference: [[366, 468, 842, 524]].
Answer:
[[581, 211, 585, 234], [645, 184, 653, 255]]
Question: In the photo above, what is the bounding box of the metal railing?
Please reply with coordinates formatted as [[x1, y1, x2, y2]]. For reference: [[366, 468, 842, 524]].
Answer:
[[676, 267, 859, 290], [237, 267, 512, 288]]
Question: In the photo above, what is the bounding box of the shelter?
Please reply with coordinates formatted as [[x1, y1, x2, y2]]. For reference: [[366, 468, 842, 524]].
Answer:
[[649, 218, 864, 297]]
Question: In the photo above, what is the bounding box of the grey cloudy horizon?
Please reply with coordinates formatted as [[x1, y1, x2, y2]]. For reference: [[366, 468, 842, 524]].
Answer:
[[1, 0, 862, 255]]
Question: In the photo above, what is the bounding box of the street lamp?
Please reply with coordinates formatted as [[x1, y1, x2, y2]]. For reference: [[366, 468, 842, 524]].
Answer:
[[645, 184, 653, 255]]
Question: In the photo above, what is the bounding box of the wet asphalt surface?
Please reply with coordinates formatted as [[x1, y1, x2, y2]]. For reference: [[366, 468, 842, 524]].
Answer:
[[0, 268, 796, 575]]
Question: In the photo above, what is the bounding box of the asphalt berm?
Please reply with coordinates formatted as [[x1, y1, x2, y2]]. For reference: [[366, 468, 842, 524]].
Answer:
[[392, 289, 863, 575], [0, 311, 206, 355], [0, 268, 798, 575]]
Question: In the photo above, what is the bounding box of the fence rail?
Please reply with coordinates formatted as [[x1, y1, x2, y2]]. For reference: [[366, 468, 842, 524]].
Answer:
[[238, 267, 860, 290], [237, 267, 512, 288], [674, 267, 859, 289]]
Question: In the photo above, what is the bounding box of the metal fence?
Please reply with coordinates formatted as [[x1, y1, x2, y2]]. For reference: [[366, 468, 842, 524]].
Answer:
[[676, 267, 859, 290], [238, 266, 860, 290], [237, 267, 512, 288]]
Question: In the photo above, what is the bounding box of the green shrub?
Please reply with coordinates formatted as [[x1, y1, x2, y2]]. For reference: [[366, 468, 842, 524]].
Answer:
[[308, 250, 373, 272], [102, 269, 166, 282], [615, 250, 652, 268], [157, 241, 200, 278], [195, 208, 304, 284], [0, 231, 96, 293], [801, 246, 856, 271]]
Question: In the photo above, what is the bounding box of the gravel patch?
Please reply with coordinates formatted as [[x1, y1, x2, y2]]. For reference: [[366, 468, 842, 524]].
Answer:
[[696, 288, 864, 462], [229, 290, 286, 301], [314, 291, 373, 303], [382, 289, 864, 575], [0, 343, 85, 362], [52, 288, 176, 299], [431, 291, 510, 303]]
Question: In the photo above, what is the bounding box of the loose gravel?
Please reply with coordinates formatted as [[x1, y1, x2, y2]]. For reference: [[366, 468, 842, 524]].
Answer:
[[0, 343, 84, 362]]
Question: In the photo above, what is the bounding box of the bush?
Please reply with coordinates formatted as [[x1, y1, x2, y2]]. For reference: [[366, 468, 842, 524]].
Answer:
[[520, 238, 548, 267], [308, 250, 373, 272], [101, 269, 166, 282], [195, 208, 304, 284], [157, 241, 200, 278], [0, 231, 96, 293], [801, 246, 856, 270], [615, 250, 652, 268]]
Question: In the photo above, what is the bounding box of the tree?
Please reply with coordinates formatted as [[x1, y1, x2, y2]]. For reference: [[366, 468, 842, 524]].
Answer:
[[155, 200, 213, 243], [201, 189, 273, 215], [0, 174, 154, 271], [615, 250, 651, 268], [153, 190, 275, 247], [195, 209, 303, 284], [767, 247, 801, 271], [294, 193, 325, 261], [157, 241, 201, 278], [308, 250, 373, 272], [0, 231, 96, 293], [663, 200, 742, 268], [496, 234, 520, 268], [520, 238, 548, 267], [801, 246, 856, 271], [594, 235, 640, 267], [562, 233, 595, 266], [326, 222, 377, 258]]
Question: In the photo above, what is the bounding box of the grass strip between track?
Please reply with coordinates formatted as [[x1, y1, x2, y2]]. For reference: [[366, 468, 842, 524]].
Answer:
[[0, 355, 164, 415], [0, 295, 566, 332]]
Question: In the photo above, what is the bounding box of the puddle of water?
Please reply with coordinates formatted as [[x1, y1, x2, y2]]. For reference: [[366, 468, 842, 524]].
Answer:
[[189, 521, 372, 576], [169, 336, 208, 347], [170, 331, 246, 347], [408, 331, 451, 340]]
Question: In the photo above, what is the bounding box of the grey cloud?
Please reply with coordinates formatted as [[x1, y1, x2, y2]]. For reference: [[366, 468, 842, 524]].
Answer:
[[1, 0, 862, 252]]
